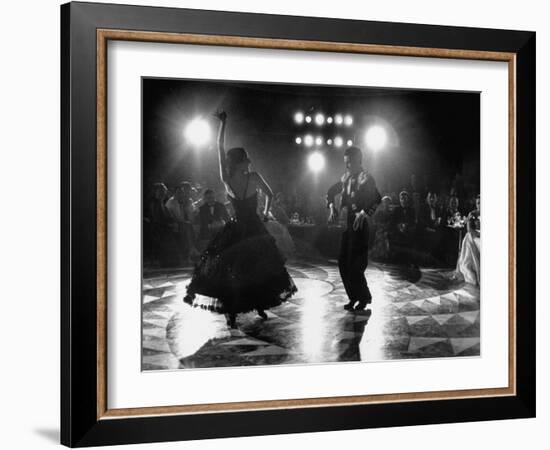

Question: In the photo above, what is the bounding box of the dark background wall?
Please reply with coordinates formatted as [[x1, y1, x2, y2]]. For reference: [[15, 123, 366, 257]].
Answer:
[[142, 77, 480, 203]]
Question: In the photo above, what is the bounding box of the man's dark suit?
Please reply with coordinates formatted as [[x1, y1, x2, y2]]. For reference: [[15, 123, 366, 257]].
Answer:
[[417, 204, 443, 230], [327, 170, 381, 304]]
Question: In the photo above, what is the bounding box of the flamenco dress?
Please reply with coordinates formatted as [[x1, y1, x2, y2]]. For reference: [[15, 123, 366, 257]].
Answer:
[[184, 177, 297, 314]]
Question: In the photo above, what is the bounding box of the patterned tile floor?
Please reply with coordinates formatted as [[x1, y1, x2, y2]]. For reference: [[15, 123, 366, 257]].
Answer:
[[142, 259, 480, 370]]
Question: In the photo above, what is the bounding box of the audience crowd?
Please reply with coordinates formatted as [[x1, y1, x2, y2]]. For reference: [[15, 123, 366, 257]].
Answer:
[[143, 172, 480, 285]]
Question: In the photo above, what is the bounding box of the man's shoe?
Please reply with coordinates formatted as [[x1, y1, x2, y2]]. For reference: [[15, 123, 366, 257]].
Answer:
[[354, 298, 372, 311], [344, 301, 356, 311]]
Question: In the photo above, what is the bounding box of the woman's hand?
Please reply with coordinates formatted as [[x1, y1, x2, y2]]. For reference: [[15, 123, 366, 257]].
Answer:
[[353, 210, 368, 231], [214, 110, 227, 123]]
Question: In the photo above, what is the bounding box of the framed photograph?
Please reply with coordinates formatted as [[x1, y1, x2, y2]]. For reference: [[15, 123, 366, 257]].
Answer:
[[61, 1, 535, 447]]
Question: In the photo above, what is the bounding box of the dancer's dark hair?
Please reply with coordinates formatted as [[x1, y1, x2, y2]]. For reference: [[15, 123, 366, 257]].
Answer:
[[226, 147, 250, 177]]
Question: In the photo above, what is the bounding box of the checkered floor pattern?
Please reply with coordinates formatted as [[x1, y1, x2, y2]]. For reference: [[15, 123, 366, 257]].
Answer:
[[142, 259, 480, 370]]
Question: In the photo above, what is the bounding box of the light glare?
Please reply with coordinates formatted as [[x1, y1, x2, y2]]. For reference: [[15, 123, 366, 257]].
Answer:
[[184, 119, 211, 147], [308, 152, 325, 172], [365, 125, 388, 151]]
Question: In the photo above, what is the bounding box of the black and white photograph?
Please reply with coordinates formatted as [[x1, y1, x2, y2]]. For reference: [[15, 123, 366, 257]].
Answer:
[[141, 78, 481, 370], [0, 0, 542, 447]]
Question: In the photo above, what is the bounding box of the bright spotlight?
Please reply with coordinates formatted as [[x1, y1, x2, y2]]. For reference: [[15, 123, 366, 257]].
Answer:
[[294, 112, 304, 124], [327, 138, 333, 145], [185, 118, 211, 147], [295, 136, 302, 144], [365, 125, 388, 151], [347, 139, 353, 146], [305, 115, 312, 123], [334, 136, 343, 147], [344, 115, 353, 126], [315, 113, 325, 126], [304, 134, 314, 147], [315, 136, 323, 146], [308, 152, 325, 172], [335, 114, 343, 125], [327, 117, 333, 124]]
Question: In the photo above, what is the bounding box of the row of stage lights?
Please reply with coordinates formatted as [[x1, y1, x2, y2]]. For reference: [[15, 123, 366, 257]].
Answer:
[[184, 115, 389, 164], [294, 112, 353, 127], [295, 135, 353, 148]]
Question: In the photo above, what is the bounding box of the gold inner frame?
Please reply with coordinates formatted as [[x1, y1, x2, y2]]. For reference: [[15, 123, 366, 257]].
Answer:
[[96, 29, 517, 420]]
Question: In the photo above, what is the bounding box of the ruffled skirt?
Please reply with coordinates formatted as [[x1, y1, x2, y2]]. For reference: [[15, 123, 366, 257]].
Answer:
[[184, 218, 297, 313]]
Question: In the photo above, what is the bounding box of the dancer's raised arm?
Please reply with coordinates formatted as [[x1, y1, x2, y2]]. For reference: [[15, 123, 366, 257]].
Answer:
[[215, 111, 229, 183]]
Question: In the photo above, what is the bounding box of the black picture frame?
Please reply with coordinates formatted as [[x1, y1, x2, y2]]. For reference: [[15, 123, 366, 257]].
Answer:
[[61, 1, 535, 447]]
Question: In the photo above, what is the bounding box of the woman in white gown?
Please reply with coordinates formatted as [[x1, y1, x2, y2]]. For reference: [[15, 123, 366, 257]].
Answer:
[[456, 195, 480, 286]]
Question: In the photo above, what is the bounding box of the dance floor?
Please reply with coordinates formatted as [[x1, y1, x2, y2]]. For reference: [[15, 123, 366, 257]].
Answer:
[[142, 259, 480, 370]]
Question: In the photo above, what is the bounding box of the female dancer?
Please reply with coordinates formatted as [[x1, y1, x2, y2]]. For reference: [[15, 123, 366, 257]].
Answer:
[[183, 111, 297, 328]]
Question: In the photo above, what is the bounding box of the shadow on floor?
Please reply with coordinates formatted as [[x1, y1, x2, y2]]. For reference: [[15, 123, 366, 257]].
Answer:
[[387, 264, 422, 283]]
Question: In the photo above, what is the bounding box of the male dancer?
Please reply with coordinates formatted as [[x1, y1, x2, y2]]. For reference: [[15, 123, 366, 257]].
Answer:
[[327, 146, 381, 311]]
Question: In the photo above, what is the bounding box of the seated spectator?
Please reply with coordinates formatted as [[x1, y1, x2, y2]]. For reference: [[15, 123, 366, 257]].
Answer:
[[462, 192, 478, 217], [418, 191, 445, 265], [456, 194, 481, 285], [390, 190, 416, 262], [144, 182, 179, 267], [166, 181, 199, 265], [440, 194, 466, 266], [444, 195, 462, 225], [392, 191, 416, 231], [371, 196, 393, 261], [418, 191, 444, 231], [147, 182, 168, 222], [198, 189, 230, 240], [291, 191, 307, 219]]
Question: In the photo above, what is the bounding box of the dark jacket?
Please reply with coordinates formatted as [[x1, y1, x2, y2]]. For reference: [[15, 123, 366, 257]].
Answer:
[[199, 201, 230, 239], [418, 204, 444, 230], [326, 169, 381, 222], [392, 205, 416, 232]]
